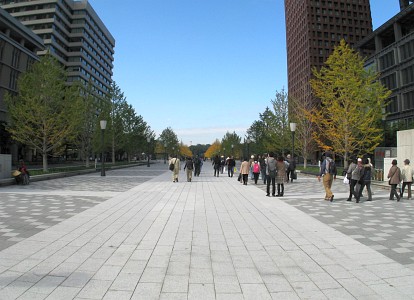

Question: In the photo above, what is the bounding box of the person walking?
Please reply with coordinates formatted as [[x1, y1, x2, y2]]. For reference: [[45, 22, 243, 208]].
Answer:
[[227, 156, 236, 177], [193, 155, 202, 177], [240, 158, 250, 185], [249, 155, 255, 180], [276, 156, 287, 196], [252, 160, 260, 184], [346, 157, 359, 202], [213, 155, 221, 177], [287, 154, 296, 183], [388, 159, 402, 201], [351, 158, 364, 203], [356, 158, 372, 202], [401, 159, 413, 199], [318, 151, 336, 202], [266, 152, 277, 196], [169, 155, 180, 182], [183, 156, 194, 182], [259, 154, 267, 185]]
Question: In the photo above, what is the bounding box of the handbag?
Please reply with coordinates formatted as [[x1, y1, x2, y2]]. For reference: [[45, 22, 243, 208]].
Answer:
[[237, 173, 242, 182], [291, 171, 297, 180], [343, 177, 349, 184]]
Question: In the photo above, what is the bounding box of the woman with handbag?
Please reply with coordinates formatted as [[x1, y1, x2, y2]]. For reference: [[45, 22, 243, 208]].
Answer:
[[387, 159, 402, 201]]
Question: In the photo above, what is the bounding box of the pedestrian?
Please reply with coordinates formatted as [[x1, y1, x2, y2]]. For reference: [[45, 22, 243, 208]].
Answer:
[[249, 155, 255, 179], [400, 159, 413, 199], [227, 156, 236, 177], [284, 156, 290, 183], [346, 157, 357, 202], [194, 155, 202, 176], [240, 158, 250, 185], [213, 155, 221, 177], [259, 154, 267, 184], [356, 158, 372, 202], [266, 152, 277, 196], [252, 160, 260, 184], [276, 156, 287, 196], [317, 151, 336, 202], [387, 159, 402, 201], [287, 154, 296, 182], [169, 155, 180, 182], [183, 156, 194, 182], [220, 156, 225, 174], [351, 158, 364, 203]]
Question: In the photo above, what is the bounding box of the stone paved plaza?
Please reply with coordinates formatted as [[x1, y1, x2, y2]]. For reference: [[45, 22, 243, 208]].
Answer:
[[0, 162, 413, 299]]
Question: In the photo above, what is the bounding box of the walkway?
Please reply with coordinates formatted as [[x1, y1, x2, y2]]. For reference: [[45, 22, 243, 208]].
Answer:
[[0, 162, 413, 299]]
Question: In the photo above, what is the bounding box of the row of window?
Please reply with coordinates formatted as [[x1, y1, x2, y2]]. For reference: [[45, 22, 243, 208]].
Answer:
[[381, 66, 414, 90], [312, 23, 368, 36], [386, 91, 414, 114], [312, 7, 370, 20], [378, 40, 414, 71], [311, 0, 369, 8]]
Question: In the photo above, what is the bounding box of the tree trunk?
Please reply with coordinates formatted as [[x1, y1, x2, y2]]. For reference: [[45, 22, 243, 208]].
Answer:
[[42, 152, 48, 172], [303, 155, 308, 169], [112, 132, 115, 164]]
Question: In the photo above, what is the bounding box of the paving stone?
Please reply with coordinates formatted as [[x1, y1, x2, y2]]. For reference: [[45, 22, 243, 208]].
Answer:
[[0, 163, 414, 299]]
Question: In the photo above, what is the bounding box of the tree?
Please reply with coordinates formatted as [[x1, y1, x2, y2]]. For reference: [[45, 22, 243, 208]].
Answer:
[[159, 127, 179, 156], [220, 131, 241, 158], [73, 80, 102, 167], [179, 144, 193, 157], [6, 54, 79, 171], [289, 80, 318, 168], [308, 39, 391, 168], [204, 139, 221, 158], [108, 81, 127, 163], [270, 88, 290, 155]]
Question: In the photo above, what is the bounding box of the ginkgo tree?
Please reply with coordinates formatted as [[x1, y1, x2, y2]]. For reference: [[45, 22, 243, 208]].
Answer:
[[6, 54, 79, 171], [307, 39, 391, 168]]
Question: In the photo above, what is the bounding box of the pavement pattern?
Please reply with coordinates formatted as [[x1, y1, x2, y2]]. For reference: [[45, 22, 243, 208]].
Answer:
[[0, 162, 413, 299]]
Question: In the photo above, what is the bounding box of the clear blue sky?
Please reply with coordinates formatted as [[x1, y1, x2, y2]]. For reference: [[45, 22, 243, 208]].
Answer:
[[89, 0, 400, 145]]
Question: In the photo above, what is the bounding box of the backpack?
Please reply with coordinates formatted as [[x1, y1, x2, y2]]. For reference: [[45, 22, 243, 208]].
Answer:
[[328, 160, 336, 175], [253, 163, 260, 173], [267, 158, 277, 178], [187, 161, 193, 170]]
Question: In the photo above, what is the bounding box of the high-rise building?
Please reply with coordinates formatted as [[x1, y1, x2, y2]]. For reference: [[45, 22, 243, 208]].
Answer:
[[0, 7, 44, 155], [357, 2, 414, 146], [285, 0, 373, 104], [0, 0, 115, 97]]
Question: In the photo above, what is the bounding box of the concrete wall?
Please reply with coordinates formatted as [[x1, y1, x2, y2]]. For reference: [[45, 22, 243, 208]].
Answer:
[[0, 154, 11, 179], [397, 129, 414, 170]]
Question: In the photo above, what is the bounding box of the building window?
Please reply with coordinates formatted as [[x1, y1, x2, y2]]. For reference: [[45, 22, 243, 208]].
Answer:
[[381, 73, 397, 90], [385, 96, 398, 114], [402, 65, 414, 86], [9, 69, 19, 90], [11, 47, 21, 69], [402, 91, 414, 111], [379, 51, 395, 70], [400, 40, 414, 61]]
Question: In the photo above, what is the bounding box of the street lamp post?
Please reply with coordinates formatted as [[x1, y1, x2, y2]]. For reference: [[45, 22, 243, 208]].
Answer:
[[164, 143, 167, 164], [147, 137, 151, 167], [100, 120, 107, 176], [290, 122, 297, 163], [231, 144, 234, 157], [223, 147, 226, 158]]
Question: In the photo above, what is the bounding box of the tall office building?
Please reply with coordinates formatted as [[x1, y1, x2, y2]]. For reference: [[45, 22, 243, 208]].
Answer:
[[357, 1, 414, 146], [285, 0, 373, 104], [0, 0, 115, 97], [0, 7, 44, 155]]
